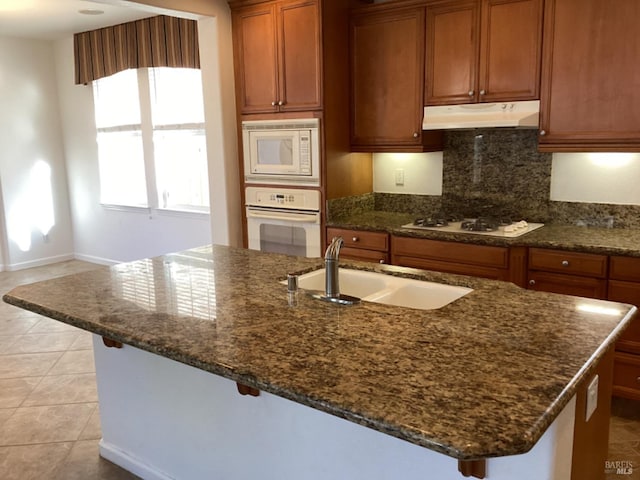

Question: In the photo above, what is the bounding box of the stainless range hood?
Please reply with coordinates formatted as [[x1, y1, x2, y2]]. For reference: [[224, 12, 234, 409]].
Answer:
[[422, 100, 540, 130]]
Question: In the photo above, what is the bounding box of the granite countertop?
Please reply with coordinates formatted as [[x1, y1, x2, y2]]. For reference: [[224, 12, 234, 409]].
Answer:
[[328, 212, 640, 256], [3, 245, 636, 460]]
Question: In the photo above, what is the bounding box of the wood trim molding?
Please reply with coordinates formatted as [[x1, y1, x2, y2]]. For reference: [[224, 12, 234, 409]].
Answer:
[[458, 459, 486, 479], [236, 382, 260, 397], [102, 337, 123, 349]]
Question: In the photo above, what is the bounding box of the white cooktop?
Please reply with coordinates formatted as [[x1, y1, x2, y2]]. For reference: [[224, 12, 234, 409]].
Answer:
[[401, 221, 545, 238]]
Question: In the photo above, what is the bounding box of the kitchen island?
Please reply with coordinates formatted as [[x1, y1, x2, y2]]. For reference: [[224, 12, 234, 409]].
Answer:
[[3, 245, 636, 479]]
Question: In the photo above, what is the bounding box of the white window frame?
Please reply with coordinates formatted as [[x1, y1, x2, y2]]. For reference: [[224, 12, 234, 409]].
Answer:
[[93, 68, 210, 217]]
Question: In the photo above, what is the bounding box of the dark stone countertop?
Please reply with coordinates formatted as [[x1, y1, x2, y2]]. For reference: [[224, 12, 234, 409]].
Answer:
[[328, 212, 640, 256], [2, 245, 636, 460]]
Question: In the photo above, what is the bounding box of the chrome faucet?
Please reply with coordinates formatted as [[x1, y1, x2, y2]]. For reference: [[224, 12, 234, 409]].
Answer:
[[311, 236, 360, 305], [325, 236, 344, 298]]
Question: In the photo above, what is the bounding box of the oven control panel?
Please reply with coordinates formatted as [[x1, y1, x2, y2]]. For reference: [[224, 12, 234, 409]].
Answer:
[[245, 186, 321, 211]]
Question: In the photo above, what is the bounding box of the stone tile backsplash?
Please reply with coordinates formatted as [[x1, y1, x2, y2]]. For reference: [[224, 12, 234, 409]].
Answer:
[[328, 128, 640, 228]]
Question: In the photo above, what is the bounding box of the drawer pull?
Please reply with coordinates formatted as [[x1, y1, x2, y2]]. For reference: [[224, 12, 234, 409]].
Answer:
[[379, 259, 385, 264], [561, 260, 570, 267], [352, 236, 359, 242], [529, 279, 536, 286]]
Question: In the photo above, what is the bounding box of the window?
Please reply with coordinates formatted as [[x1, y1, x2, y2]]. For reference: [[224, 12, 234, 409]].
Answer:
[[92, 68, 209, 213]]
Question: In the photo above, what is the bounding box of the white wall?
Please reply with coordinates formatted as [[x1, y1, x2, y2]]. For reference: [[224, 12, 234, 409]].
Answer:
[[373, 153, 443, 195], [551, 152, 640, 205], [0, 36, 75, 271], [373, 149, 640, 207], [196, 6, 242, 248], [53, 37, 213, 265]]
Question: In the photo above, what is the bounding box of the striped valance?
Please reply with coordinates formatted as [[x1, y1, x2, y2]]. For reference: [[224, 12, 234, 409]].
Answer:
[[74, 15, 200, 85]]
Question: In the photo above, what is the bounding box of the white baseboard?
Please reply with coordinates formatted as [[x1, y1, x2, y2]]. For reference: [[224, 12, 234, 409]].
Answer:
[[5, 253, 75, 271], [99, 440, 175, 480], [73, 253, 120, 266]]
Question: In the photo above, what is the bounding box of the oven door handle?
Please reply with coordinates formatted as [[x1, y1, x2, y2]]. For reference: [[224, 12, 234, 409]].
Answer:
[[246, 208, 320, 223]]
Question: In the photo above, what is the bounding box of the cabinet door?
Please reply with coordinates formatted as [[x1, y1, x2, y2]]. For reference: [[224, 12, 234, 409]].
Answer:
[[478, 0, 542, 102], [608, 280, 640, 355], [278, 0, 322, 111], [425, 1, 480, 105], [351, 8, 427, 148], [539, 0, 640, 151], [527, 271, 607, 299], [232, 3, 279, 114]]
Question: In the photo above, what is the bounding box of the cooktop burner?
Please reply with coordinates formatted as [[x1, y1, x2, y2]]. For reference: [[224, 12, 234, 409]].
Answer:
[[403, 217, 544, 238]]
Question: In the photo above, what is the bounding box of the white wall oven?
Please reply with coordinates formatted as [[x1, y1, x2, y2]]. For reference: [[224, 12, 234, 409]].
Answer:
[[245, 186, 321, 258], [242, 118, 320, 186]]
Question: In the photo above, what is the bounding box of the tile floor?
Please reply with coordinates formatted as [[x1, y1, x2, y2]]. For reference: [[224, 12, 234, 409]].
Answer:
[[0, 260, 638, 479], [607, 397, 640, 480], [0, 260, 138, 479]]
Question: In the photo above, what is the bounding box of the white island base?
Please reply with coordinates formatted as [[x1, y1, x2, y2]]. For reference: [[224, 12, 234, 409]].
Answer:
[[93, 335, 576, 480]]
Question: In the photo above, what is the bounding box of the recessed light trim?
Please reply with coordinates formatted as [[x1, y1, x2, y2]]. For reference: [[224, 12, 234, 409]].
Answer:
[[78, 9, 105, 15]]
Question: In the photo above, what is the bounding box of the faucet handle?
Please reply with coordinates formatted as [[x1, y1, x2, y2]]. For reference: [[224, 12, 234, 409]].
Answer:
[[325, 236, 344, 260]]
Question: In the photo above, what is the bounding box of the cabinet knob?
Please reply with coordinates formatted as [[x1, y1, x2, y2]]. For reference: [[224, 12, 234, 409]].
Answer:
[[561, 260, 570, 267], [352, 236, 359, 242], [379, 259, 385, 264], [637, 376, 640, 384], [413, 132, 419, 138], [529, 279, 536, 286], [540, 130, 546, 136], [271, 101, 277, 106], [479, 90, 486, 95], [468, 90, 474, 96], [278, 100, 284, 106]]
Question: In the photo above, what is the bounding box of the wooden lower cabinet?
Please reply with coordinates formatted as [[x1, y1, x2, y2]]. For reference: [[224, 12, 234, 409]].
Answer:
[[612, 352, 640, 401], [571, 346, 614, 480], [608, 280, 640, 355], [527, 271, 607, 299], [327, 227, 389, 264], [391, 236, 527, 285], [608, 256, 640, 401], [527, 248, 608, 299]]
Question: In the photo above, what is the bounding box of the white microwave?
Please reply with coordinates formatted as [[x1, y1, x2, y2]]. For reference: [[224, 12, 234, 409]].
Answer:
[[242, 118, 320, 186]]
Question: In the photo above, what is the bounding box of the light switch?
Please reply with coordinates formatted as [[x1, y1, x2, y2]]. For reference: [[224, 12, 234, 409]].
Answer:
[[395, 168, 405, 186], [585, 374, 599, 422]]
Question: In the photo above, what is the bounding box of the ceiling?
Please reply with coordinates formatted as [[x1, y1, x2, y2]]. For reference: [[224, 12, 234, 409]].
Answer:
[[0, 0, 159, 40]]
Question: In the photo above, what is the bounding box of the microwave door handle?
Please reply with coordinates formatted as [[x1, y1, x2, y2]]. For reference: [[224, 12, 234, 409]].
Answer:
[[247, 209, 318, 222]]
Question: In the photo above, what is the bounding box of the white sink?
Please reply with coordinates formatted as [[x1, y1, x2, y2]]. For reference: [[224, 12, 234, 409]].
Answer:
[[293, 268, 391, 298], [288, 268, 472, 310]]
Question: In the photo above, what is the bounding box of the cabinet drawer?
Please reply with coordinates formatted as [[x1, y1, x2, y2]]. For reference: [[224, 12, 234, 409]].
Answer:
[[527, 271, 607, 299], [327, 228, 388, 252], [613, 351, 640, 401], [610, 256, 640, 282], [528, 248, 607, 278], [340, 247, 388, 265], [392, 236, 508, 268], [608, 279, 640, 306], [393, 255, 510, 281]]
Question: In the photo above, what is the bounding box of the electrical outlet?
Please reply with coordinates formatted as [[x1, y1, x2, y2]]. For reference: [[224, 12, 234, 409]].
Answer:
[[585, 374, 598, 422], [395, 168, 404, 186]]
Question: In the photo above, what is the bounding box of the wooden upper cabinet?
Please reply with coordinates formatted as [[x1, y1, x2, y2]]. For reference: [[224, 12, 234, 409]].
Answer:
[[232, 3, 279, 114], [539, 0, 640, 151], [278, 1, 322, 112], [232, 0, 322, 114], [426, 1, 479, 105], [351, 6, 442, 152], [479, 0, 543, 102], [425, 0, 543, 105]]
